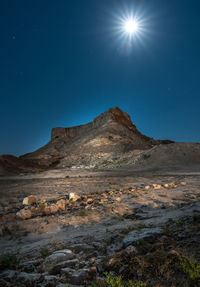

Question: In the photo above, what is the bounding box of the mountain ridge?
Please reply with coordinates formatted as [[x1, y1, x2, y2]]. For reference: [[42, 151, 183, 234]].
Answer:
[[1, 106, 200, 175]]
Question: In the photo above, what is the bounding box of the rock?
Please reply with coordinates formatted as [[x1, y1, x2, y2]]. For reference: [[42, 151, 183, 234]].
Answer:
[[0, 270, 16, 281], [19, 259, 43, 270], [115, 197, 121, 202], [67, 269, 87, 285], [56, 199, 66, 211], [85, 251, 99, 260], [69, 193, 80, 202], [164, 184, 169, 188], [44, 206, 52, 215], [152, 184, 162, 190], [0, 279, 10, 287], [50, 259, 79, 275], [145, 185, 151, 190], [60, 267, 74, 276], [124, 245, 138, 255], [169, 182, 176, 188], [180, 181, 187, 186], [16, 209, 32, 220], [61, 267, 96, 285], [19, 262, 36, 273], [23, 195, 37, 205], [123, 227, 162, 247], [50, 204, 59, 214], [43, 275, 58, 287], [86, 198, 93, 204], [43, 249, 75, 273], [16, 272, 43, 287]]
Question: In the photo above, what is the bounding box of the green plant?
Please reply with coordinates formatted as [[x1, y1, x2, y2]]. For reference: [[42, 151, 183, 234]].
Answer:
[[176, 219, 184, 226], [39, 201, 45, 207], [40, 248, 50, 258], [162, 225, 174, 237], [0, 253, 18, 269], [91, 272, 147, 287], [180, 257, 200, 280]]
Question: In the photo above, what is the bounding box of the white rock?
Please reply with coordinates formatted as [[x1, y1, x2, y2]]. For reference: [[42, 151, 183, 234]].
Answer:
[[23, 195, 37, 205], [69, 193, 80, 202]]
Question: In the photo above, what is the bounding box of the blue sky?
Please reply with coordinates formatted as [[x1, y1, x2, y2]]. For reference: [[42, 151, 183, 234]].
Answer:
[[0, 0, 200, 156]]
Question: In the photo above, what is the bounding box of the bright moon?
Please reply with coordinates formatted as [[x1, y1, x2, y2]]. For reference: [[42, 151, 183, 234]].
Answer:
[[124, 19, 139, 35]]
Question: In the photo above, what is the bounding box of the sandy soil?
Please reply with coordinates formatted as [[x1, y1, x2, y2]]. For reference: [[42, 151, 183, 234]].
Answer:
[[0, 169, 200, 261]]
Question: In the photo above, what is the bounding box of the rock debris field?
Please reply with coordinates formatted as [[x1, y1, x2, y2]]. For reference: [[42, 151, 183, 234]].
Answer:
[[0, 170, 200, 286]]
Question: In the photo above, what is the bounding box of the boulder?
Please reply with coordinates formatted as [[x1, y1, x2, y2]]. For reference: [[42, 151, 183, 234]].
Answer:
[[23, 195, 37, 205], [123, 227, 162, 247], [43, 249, 75, 273], [69, 193, 80, 202], [57, 199, 66, 211], [16, 209, 32, 220], [16, 272, 43, 287], [0, 270, 16, 282], [152, 184, 162, 190], [50, 259, 79, 275], [49, 204, 59, 214]]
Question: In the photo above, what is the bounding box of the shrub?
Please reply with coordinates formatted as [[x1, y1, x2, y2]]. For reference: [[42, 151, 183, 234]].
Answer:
[[40, 248, 50, 258], [0, 253, 18, 269], [91, 272, 146, 287], [180, 257, 200, 280]]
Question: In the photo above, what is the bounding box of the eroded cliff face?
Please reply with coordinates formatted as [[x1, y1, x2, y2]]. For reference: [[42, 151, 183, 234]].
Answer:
[[20, 107, 158, 168], [2, 107, 200, 174], [51, 107, 151, 143]]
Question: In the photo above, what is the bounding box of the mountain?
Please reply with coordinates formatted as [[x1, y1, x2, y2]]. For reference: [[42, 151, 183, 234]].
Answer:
[[20, 107, 171, 169], [1, 107, 200, 175]]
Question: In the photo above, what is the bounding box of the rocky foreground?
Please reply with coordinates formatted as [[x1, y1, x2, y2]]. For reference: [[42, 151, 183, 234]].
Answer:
[[0, 171, 200, 286]]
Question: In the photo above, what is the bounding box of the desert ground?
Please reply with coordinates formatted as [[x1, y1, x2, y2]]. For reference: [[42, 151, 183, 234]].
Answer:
[[0, 169, 200, 286]]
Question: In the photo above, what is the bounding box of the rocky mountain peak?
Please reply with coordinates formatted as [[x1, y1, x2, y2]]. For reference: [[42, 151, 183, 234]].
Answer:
[[93, 106, 134, 128]]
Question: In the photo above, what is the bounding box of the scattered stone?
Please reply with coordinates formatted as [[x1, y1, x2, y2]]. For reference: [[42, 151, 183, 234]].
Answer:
[[43, 249, 75, 273], [23, 195, 37, 205], [43, 275, 58, 287], [164, 184, 169, 188], [69, 193, 80, 202], [57, 199, 66, 211], [152, 184, 162, 190], [0, 270, 16, 282], [86, 198, 93, 204], [115, 197, 121, 202], [16, 272, 43, 287], [0, 279, 10, 287], [169, 182, 176, 188], [67, 269, 87, 285], [124, 245, 138, 255], [50, 259, 79, 275], [49, 204, 59, 214], [145, 185, 151, 190], [180, 181, 187, 186], [16, 209, 32, 220], [123, 227, 162, 247]]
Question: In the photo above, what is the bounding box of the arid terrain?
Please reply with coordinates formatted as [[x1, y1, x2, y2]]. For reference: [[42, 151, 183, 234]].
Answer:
[[0, 108, 200, 286], [0, 170, 200, 287]]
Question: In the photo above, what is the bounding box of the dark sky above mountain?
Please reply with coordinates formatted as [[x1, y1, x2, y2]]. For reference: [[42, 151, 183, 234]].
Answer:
[[1, 0, 200, 156]]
